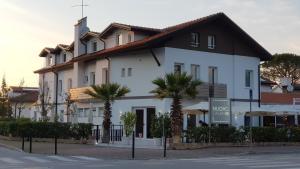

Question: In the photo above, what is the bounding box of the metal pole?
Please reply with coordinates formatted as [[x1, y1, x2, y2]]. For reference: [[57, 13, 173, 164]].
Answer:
[[132, 131, 135, 159], [54, 72, 58, 122], [55, 136, 58, 155], [208, 98, 211, 143], [96, 125, 99, 143], [29, 136, 32, 153], [249, 89, 253, 145], [22, 136, 24, 151], [163, 135, 167, 158]]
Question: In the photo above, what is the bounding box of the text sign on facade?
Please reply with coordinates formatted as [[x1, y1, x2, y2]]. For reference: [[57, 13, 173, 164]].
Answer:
[[210, 98, 230, 124]]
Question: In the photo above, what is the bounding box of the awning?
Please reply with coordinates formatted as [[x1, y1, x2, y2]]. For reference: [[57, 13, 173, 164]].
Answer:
[[245, 105, 299, 116], [182, 102, 209, 114]]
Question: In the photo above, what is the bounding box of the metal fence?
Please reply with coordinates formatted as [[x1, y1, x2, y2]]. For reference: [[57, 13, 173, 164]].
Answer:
[[92, 124, 124, 143]]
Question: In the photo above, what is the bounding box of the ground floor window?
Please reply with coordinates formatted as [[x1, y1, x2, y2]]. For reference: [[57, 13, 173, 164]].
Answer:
[[263, 116, 275, 127]]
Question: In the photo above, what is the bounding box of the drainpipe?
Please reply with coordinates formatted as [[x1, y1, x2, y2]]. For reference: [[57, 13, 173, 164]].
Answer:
[[99, 38, 106, 50], [53, 71, 58, 122]]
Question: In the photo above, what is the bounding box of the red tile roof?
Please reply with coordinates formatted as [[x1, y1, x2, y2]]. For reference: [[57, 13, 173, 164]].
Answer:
[[261, 92, 300, 105], [35, 12, 272, 73]]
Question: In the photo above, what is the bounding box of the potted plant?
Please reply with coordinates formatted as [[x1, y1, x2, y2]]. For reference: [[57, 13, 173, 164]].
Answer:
[[121, 112, 136, 145]]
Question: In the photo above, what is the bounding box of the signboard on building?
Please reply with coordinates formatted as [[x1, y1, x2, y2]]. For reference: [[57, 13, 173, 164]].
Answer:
[[209, 98, 231, 124]]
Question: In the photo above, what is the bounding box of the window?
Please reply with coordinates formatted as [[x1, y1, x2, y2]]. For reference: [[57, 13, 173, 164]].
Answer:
[[102, 68, 109, 84], [90, 72, 95, 85], [84, 75, 88, 84], [67, 78, 72, 90], [92, 41, 97, 52], [191, 65, 200, 80], [208, 35, 216, 49], [208, 67, 218, 84], [128, 68, 132, 77], [190, 32, 200, 47], [58, 80, 62, 94], [48, 56, 53, 66], [116, 34, 122, 45], [121, 68, 126, 77], [128, 33, 132, 43], [245, 70, 253, 88], [174, 63, 184, 74], [63, 54, 67, 62]]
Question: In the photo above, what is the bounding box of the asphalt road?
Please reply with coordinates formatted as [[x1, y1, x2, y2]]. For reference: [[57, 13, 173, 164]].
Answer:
[[1, 147, 300, 169]]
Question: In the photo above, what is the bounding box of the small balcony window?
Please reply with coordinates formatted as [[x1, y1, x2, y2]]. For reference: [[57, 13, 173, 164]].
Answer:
[[190, 32, 200, 47], [208, 35, 216, 49]]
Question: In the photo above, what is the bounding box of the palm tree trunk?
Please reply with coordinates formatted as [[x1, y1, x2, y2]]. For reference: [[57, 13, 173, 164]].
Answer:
[[171, 97, 182, 143], [102, 100, 111, 143]]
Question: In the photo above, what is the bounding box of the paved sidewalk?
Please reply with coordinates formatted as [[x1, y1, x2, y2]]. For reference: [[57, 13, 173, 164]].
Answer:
[[1, 139, 300, 160]]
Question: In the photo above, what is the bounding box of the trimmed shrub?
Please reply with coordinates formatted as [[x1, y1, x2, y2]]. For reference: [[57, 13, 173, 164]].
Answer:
[[0, 120, 92, 140]]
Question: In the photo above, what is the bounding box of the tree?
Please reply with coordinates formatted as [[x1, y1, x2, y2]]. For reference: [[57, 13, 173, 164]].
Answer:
[[261, 53, 300, 85], [0, 75, 12, 117], [12, 79, 25, 118], [84, 83, 130, 143], [38, 81, 52, 121], [151, 72, 202, 143], [64, 92, 74, 123]]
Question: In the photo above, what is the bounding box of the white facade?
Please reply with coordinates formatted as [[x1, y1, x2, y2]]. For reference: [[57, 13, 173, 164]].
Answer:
[[35, 15, 270, 140]]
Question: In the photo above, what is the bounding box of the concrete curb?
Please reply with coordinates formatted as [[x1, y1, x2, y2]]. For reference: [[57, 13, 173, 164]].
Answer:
[[0, 142, 23, 153]]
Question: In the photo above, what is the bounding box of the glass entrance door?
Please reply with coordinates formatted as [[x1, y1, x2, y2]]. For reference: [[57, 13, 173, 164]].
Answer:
[[135, 109, 144, 138]]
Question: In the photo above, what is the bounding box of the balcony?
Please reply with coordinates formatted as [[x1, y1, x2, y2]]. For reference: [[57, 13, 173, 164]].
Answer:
[[69, 87, 93, 101], [197, 83, 227, 98]]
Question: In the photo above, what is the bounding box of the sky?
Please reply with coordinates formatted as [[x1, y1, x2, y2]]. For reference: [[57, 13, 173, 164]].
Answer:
[[0, 0, 299, 87]]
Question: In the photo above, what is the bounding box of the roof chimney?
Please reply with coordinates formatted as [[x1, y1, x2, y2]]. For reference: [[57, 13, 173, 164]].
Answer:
[[74, 17, 89, 57]]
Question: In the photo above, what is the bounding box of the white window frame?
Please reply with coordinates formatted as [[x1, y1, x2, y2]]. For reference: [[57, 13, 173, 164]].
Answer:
[[190, 32, 200, 47], [121, 68, 126, 77], [90, 72, 95, 85], [245, 70, 254, 88], [174, 63, 184, 74], [92, 41, 97, 52], [208, 35, 216, 49], [67, 78, 72, 90], [191, 64, 200, 80], [128, 68, 132, 77], [116, 34, 122, 46]]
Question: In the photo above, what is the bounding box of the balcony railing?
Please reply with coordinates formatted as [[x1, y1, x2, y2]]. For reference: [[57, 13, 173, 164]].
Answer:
[[69, 87, 93, 101], [197, 82, 227, 98]]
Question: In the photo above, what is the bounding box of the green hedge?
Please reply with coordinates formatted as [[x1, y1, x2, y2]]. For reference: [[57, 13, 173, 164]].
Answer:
[[187, 126, 300, 143], [0, 120, 92, 140]]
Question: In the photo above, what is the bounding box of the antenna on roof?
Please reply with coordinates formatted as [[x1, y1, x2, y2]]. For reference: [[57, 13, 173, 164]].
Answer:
[[72, 0, 88, 19]]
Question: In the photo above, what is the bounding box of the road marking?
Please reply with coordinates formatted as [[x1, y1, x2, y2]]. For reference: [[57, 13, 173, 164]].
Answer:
[[23, 156, 50, 163], [48, 156, 75, 162], [0, 157, 23, 164], [249, 164, 300, 168], [71, 156, 100, 161], [229, 161, 291, 166]]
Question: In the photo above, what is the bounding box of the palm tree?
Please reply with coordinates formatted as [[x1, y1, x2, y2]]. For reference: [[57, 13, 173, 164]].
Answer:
[[85, 83, 130, 143], [151, 72, 202, 143]]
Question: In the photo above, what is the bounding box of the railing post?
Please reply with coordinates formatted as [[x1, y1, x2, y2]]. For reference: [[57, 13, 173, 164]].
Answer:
[[132, 131, 135, 160], [163, 136, 167, 158], [96, 125, 99, 143], [29, 136, 32, 153], [22, 136, 25, 151], [55, 136, 58, 155]]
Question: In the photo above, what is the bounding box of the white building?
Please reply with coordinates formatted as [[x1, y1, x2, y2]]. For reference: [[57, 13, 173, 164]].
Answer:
[[34, 13, 272, 139], [8, 86, 39, 120]]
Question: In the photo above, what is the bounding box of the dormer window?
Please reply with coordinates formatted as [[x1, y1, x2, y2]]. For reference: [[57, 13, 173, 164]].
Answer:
[[63, 53, 67, 62], [128, 33, 132, 43], [116, 34, 122, 46], [208, 35, 216, 49], [190, 32, 199, 47], [48, 56, 53, 66], [92, 41, 97, 52]]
